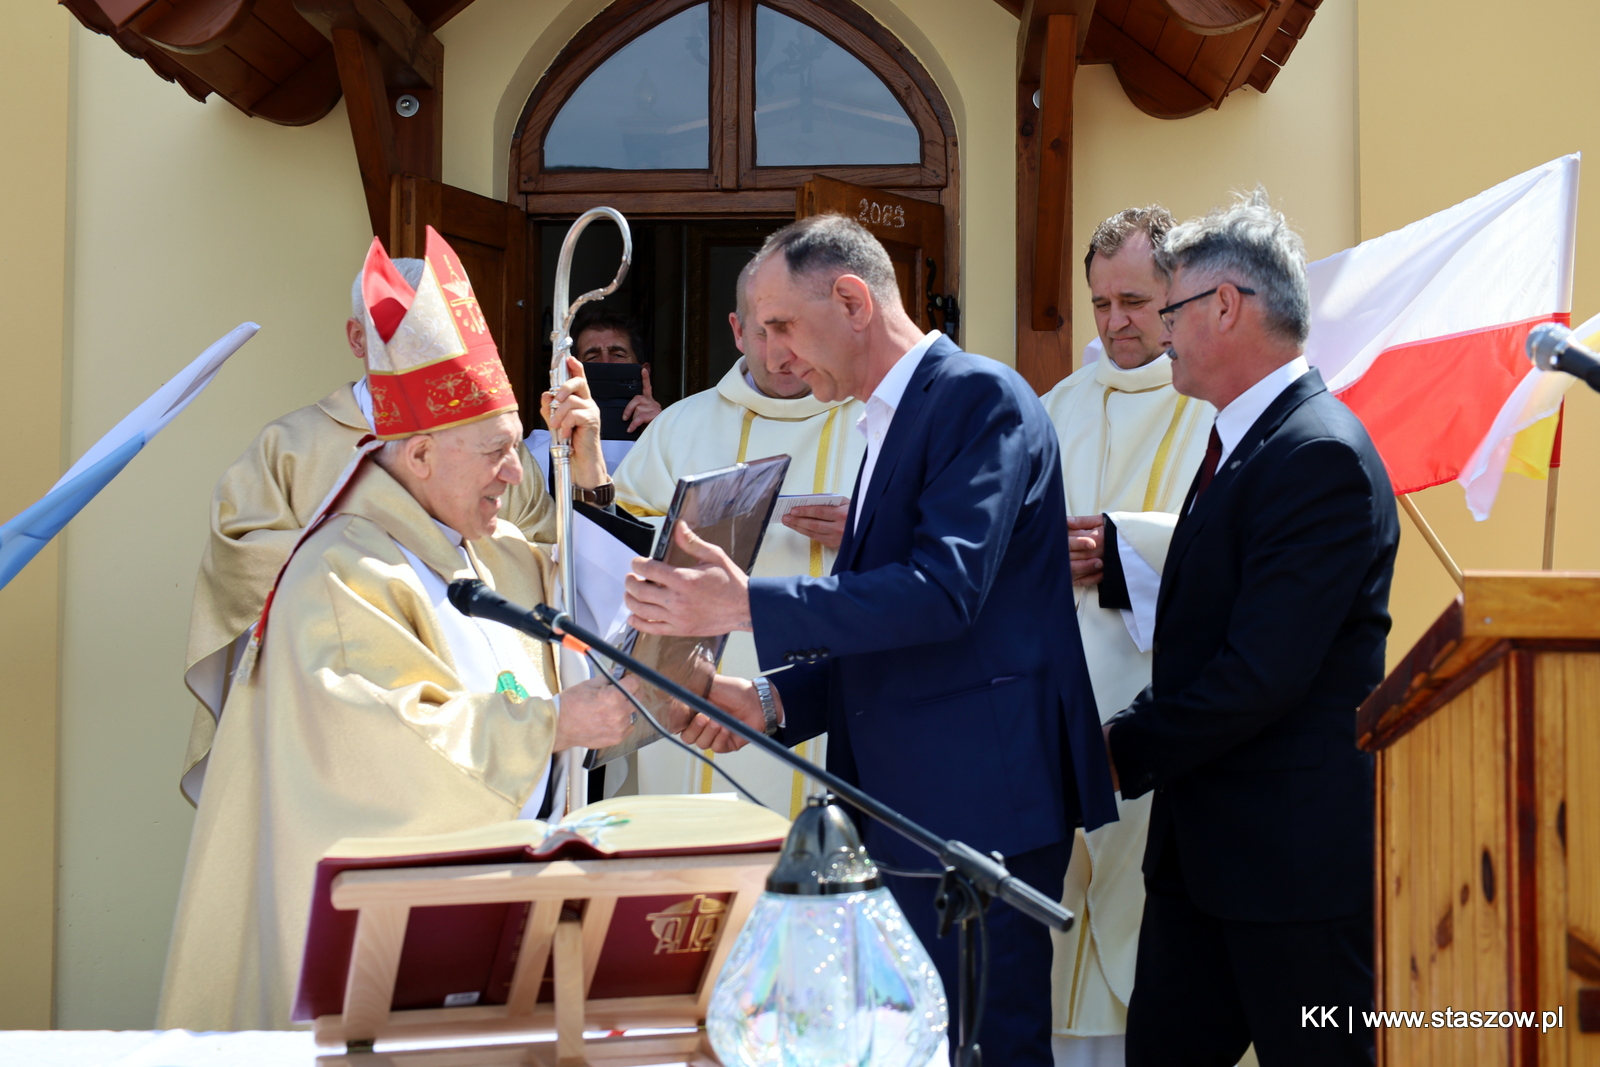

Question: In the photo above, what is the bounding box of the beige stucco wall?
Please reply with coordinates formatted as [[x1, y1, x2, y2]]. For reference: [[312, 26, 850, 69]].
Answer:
[[0, 4, 72, 1029], [1356, 0, 1600, 661], [52, 23, 368, 1027]]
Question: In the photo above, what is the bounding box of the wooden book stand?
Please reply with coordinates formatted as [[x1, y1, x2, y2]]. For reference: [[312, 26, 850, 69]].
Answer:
[[312, 852, 777, 1066]]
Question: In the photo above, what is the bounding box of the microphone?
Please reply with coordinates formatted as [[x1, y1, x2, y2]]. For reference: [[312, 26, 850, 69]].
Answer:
[[1527, 322, 1600, 392], [445, 579, 591, 653]]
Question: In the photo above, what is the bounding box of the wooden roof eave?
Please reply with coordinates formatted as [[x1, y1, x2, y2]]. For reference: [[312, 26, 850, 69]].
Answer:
[[60, 0, 216, 104], [1000, 0, 1322, 120]]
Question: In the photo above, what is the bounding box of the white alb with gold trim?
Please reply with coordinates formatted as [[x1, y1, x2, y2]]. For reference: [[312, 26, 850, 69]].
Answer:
[[612, 359, 864, 816], [1040, 353, 1213, 1040]]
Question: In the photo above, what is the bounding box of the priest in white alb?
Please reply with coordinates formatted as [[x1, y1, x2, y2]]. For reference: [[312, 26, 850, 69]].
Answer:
[[612, 258, 864, 815], [1040, 207, 1214, 1065], [157, 229, 705, 1031], [178, 257, 614, 806]]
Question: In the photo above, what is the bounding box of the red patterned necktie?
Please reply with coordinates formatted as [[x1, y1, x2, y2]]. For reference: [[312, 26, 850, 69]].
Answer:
[[1194, 425, 1223, 499]]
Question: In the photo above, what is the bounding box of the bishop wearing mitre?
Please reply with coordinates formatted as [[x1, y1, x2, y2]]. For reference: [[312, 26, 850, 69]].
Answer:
[[612, 256, 864, 814], [178, 253, 618, 805], [1041, 207, 1214, 1063], [158, 230, 653, 1031]]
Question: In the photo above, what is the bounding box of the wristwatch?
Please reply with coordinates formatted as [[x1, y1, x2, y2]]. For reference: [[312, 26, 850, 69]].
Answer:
[[751, 676, 779, 736], [574, 480, 615, 508]]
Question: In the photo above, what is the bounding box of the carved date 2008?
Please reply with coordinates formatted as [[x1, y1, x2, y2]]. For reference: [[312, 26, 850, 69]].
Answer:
[[858, 199, 906, 229]]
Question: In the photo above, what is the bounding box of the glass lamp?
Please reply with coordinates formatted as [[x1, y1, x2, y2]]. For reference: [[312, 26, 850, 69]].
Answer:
[[707, 796, 948, 1067]]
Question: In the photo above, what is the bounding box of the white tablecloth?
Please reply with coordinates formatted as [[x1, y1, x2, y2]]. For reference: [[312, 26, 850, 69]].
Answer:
[[0, 1030, 320, 1067], [0, 1030, 957, 1066]]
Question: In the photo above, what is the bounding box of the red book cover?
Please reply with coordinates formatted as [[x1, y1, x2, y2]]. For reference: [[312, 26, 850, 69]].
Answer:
[[292, 796, 785, 1023]]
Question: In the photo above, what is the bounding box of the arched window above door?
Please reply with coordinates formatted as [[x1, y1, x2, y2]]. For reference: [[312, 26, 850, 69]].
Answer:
[[513, 0, 956, 212], [754, 6, 919, 166], [544, 4, 711, 170]]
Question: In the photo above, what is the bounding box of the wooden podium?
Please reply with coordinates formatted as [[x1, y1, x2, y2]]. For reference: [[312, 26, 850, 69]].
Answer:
[[1357, 572, 1600, 1066], [309, 852, 777, 1066]]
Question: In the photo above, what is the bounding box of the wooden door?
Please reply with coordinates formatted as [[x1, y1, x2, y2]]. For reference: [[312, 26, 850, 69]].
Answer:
[[391, 176, 531, 409], [796, 175, 950, 336]]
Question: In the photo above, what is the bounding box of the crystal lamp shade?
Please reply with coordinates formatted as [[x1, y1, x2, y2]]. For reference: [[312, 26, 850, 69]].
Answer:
[[706, 798, 948, 1067]]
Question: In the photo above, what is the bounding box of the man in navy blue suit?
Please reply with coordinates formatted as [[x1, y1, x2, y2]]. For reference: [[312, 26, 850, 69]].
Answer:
[[1102, 191, 1398, 1066], [625, 215, 1118, 1066]]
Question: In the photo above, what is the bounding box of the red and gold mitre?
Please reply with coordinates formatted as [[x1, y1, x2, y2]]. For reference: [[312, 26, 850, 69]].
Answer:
[[360, 227, 517, 439]]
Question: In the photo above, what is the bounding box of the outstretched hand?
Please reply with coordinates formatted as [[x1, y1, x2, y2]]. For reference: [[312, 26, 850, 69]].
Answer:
[[625, 522, 752, 637], [679, 675, 770, 753]]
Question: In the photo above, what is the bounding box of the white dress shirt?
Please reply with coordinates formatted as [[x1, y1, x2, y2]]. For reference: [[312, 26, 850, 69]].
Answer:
[[853, 330, 942, 532], [396, 520, 558, 820], [1211, 355, 1311, 468]]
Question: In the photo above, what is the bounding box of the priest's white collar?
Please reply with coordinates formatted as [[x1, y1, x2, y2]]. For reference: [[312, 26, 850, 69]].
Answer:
[[1213, 355, 1310, 467], [717, 355, 840, 419], [431, 517, 466, 549], [1094, 350, 1175, 392], [354, 377, 375, 431]]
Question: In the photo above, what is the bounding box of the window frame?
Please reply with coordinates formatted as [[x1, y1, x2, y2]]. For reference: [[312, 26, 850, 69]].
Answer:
[[511, 0, 956, 202]]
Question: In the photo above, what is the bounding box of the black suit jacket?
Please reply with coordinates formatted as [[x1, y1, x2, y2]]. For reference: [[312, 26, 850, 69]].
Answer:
[[1107, 369, 1399, 922], [748, 337, 1119, 865]]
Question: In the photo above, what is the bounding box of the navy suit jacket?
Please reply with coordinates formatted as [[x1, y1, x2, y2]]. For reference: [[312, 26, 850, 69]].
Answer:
[[1107, 370, 1399, 922], [748, 337, 1118, 864]]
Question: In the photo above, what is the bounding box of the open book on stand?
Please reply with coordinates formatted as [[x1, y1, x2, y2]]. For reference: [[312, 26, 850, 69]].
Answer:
[[293, 793, 788, 1027]]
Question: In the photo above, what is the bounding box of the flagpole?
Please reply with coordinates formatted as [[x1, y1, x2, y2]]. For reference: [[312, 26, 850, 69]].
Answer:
[[1399, 494, 1465, 592], [1541, 468, 1560, 571], [1541, 401, 1565, 571]]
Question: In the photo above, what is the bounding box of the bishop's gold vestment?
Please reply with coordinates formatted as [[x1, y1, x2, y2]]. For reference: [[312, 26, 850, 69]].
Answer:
[[612, 359, 864, 816], [181, 382, 557, 802], [1039, 354, 1213, 1041], [159, 461, 562, 1031]]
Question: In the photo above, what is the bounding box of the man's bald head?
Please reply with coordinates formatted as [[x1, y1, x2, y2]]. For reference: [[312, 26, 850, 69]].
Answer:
[[731, 254, 809, 399]]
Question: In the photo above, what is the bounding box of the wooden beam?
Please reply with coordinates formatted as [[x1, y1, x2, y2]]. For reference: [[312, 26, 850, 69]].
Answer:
[[1015, 0, 1088, 392], [1031, 13, 1074, 331], [297, 0, 445, 239], [1015, 82, 1072, 392], [1017, 0, 1093, 82], [294, 0, 443, 88], [331, 27, 399, 241]]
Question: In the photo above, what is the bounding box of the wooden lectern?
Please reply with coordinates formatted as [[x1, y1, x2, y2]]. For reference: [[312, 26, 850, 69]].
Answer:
[[310, 852, 776, 1067], [1357, 572, 1600, 1066]]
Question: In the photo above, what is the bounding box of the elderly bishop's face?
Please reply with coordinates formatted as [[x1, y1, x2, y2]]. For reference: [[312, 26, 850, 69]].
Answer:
[[750, 255, 864, 403], [410, 412, 525, 541]]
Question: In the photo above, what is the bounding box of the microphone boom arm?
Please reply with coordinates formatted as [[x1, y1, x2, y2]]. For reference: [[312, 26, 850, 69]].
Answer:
[[445, 578, 1074, 934]]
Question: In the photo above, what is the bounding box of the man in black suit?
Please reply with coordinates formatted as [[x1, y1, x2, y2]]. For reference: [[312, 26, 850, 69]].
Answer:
[[1101, 190, 1399, 1066], [624, 214, 1119, 1066]]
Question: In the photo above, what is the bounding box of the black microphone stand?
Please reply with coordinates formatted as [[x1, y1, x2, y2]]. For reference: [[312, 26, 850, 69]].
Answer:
[[499, 594, 1075, 1067]]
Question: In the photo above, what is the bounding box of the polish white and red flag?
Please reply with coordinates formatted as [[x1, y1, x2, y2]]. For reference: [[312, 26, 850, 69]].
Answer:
[[1304, 154, 1580, 517]]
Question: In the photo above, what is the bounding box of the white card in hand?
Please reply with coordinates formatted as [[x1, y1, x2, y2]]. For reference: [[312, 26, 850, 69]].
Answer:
[[771, 493, 851, 523]]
